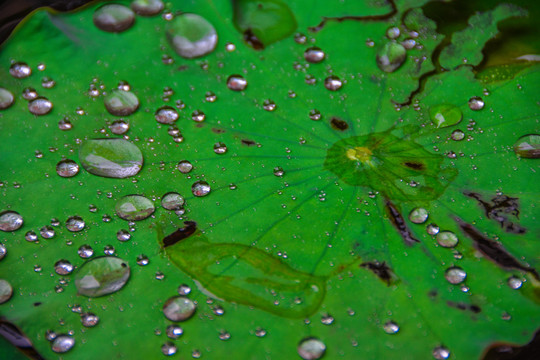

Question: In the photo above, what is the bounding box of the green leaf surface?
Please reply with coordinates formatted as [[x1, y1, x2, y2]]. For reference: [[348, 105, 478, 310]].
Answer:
[[0, 0, 539, 359]]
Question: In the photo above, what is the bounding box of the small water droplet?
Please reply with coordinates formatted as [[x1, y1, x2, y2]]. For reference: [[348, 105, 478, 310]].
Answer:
[[383, 320, 399, 334], [75, 256, 130, 297], [263, 99, 276, 111], [79, 139, 143, 178], [9, 62, 32, 78], [324, 76, 342, 91], [513, 134, 540, 159], [178, 284, 191, 296], [273, 166, 285, 177], [58, 118, 72, 131], [205, 91, 217, 102], [507, 276, 523, 290], [426, 223, 439, 235], [28, 97, 53, 115], [445, 267, 467, 284], [225, 42, 236, 51], [78, 245, 94, 258], [192, 181, 211, 197], [161, 192, 185, 210], [66, 216, 85, 232], [219, 330, 231, 340], [81, 313, 99, 327], [166, 325, 183, 339], [22, 87, 38, 100], [116, 229, 131, 242], [294, 33, 307, 44], [386, 26, 401, 39], [104, 89, 139, 116], [136, 254, 149, 266], [432, 345, 450, 360], [54, 260, 74, 275], [436, 231, 458, 248], [309, 109, 322, 121], [255, 327, 267, 337], [401, 38, 416, 49], [0, 88, 14, 109], [104, 245, 115, 256], [40, 225, 55, 239], [115, 195, 155, 221], [451, 129, 465, 141], [0, 211, 24, 232], [56, 159, 79, 178], [161, 342, 177, 356], [468, 96, 484, 111], [110, 120, 130, 135], [45, 330, 57, 341], [0, 279, 13, 304], [41, 76, 55, 88], [304, 47, 325, 63], [163, 296, 196, 322], [131, 0, 164, 16], [227, 75, 248, 91], [93, 4, 135, 32], [213, 305, 225, 316], [409, 208, 428, 224], [321, 314, 334, 325], [191, 110, 206, 122], [166, 13, 218, 58], [51, 335, 75, 353], [376, 42, 406, 73], [177, 160, 193, 174], [213, 142, 228, 154], [298, 337, 326, 360]]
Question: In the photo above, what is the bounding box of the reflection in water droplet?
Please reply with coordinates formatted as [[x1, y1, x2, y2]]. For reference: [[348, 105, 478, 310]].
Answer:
[[131, 0, 164, 16], [451, 129, 465, 141], [376, 42, 406, 73], [28, 97, 53, 115], [177, 160, 193, 174], [513, 134, 539, 159], [81, 312, 99, 327], [93, 4, 135, 33], [304, 47, 325, 63], [324, 76, 342, 91], [166, 325, 183, 339], [0, 279, 13, 304], [263, 99, 276, 111], [115, 195, 155, 221], [117, 229, 131, 242], [166, 13, 217, 58], [104, 89, 139, 116], [468, 96, 484, 111], [163, 296, 196, 321], [436, 231, 458, 248], [429, 104, 462, 128], [79, 139, 143, 178], [432, 345, 450, 360], [56, 160, 79, 178], [227, 75, 248, 91], [445, 267, 467, 284], [54, 260, 74, 275], [507, 276, 522, 289], [192, 181, 211, 197], [0, 88, 14, 109], [213, 142, 228, 154], [155, 106, 179, 124], [75, 256, 130, 297], [66, 216, 85, 232], [162, 342, 177, 356], [162, 192, 185, 210], [0, 211, 24, 232], [386, 26, 400, 39], [9, 62, 32, 78], [178, 284, 191, 295], [78, 245, 94, 258], [110, 120, 130, 135], [409, 208, 428, 224], [298, 337, 326, 360], [51, 335, 75, 353], [383, 320, 399, 334]]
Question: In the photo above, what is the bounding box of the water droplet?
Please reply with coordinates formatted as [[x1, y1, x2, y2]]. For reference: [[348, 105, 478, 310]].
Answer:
[[191, 110, 206, 122], [294, 33, 307, 44], [28, 97, 53, 115], [56, 160, 79, 178], [429, 104, 462, 128], [41, 76, 55, 88], [205, 91, 217, 102], [0, 88, 14, 109], [436, 231, 458, 248], [163, 296, 196, 322], [24, 231, 37, 242], [427, 223, 439, 235], [9, 62, 31, 78], [40, 225, 55, 239], [54, 260, 74, 275], [66, 216, 85, 232], [161, 342, 177, 356], [136, 254, 149, 266], [255, 327, 267, 337], [507, 276, 523, 290], [177, 160, 193, 174], [79, 139, 143, 178], [75, 256, 130, 297], [166, 13, 218, 58], [513, 134, 540, 159], [0, 244, 6, 260], [376, 42, 406, 73], [166, 325, 183, 339], [324, 76, 342, 91], [432, 345, 450, 360], [178, 284, 191, 295], [273, 166, 285, 177], [154, 106, 179, 124], [0, 279, 13, 304], [321, 314, 334, 325], [304, 47, 325, 63], [192, 181, 211, 197], [213, 305, 225, 316], [131, 0, 164, 16], [401, 38, 416, 49], [93, 4, 135, 33], [51, 335, 75, 353], [115, 195, 155, 221], [0, 211, 23, 232], [468, 96, 484, 111], [58, 118, 72, 131], [219, 331, 231, 340], [309, 109, 322, 121], [383, 320, 399, 334], [213, 142, 228, 154], [409, 208, 428, 224], [78, 245, 94, 258], [116, 229, 131, 242], [104, 89, 139, 116], [386, 26, 401, 39], [298, 337, 326, 360], [22, 87, 38, 100], [227, 75, 248, 91], [81, 313, 99, 327], [445, 267, 467, 284], [110, 120, 130, 135], [451, 129, 465, 141], [161, 192, 185, 210], [263, 99, 276, 111]]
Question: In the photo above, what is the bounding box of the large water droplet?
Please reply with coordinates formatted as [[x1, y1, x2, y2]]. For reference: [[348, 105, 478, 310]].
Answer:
[[54, 260, 74, 275], [304, 47, 325, 63], [93, 4, 135, 33], [177, 160, 193, 174], [192, 181, 211, 197], [429, 104, 462, 128], [0, 211, 23, 232], [376, 42, 406, 73], [66, 216, 85, 232], [432, 345, 450, 360], [0, 279, 13, 304], [9, 62, 31, 78], [51, 335, 75, 353], [298, 337, 326, 360], [0, 88, 14, 110], [131, 0, 164, 16], [166, 13, 218, 58], [468, 96, 484, 111], [324, 76, 342, 91], [115, 195, 155, 221], [163, 296, 196, 321], [161, 192, 185, 210], [28, 97, 53, 115], [56, 160, 79, 178], [513, 134, 540, 159], [507, 276, 523, 290], [75, 256, 130, 297], [445, 267, 467, 284], [104, 89, 139, 116], [155, 106, 179, 124], [436, 231, 458, 248], [79, 139, 143, 178], [409, 208, 428, 224], [227, 75, 248, 91]]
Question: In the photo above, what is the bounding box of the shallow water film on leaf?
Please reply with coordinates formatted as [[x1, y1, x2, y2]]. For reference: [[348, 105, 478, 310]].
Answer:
[[0, 0, 539, 359]]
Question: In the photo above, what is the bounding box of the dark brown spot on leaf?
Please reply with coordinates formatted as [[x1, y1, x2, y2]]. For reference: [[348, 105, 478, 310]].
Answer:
[[360, 261, 396, 285], [404, 161, 425, 170], [163, 221, 197, 248], [482, 329, 540, 360], [211, 128, 226, 134], [447, 300, 481, 314], [464, 192, 526, 234], [330, 117, 349, 131], [241, 139, 256, 146], [386, 200, 419, 246], [243, 28, 264, 50]]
